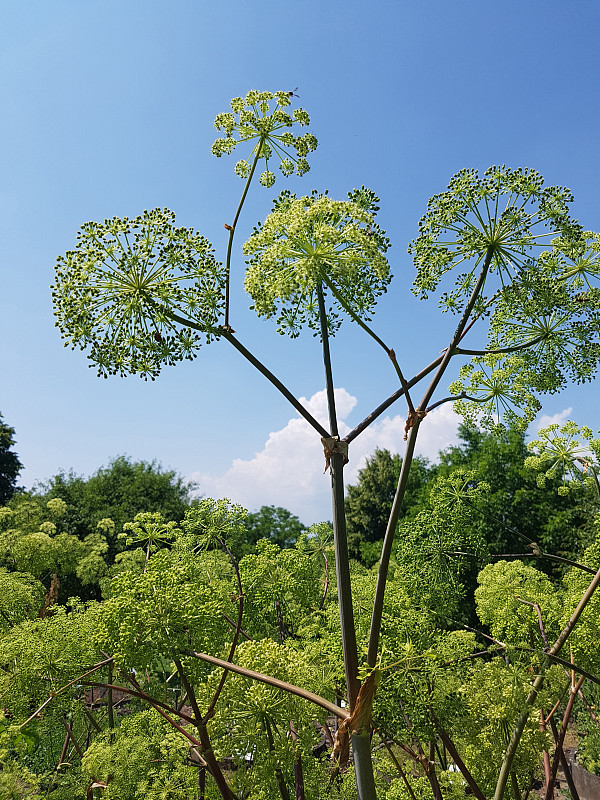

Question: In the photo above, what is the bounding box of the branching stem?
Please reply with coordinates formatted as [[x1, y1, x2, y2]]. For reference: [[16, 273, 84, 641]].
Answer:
[[165, 309, 329, 437], [224, 140, 264, 328], [183, 649, 349, 720], [321, 275, 415, 412], [367, 248, 493, 668]]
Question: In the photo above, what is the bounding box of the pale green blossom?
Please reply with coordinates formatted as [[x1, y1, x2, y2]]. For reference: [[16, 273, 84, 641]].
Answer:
[[212, 90, 317, 186], [244, 188, 391, 337], [53, 208, 225, 380]]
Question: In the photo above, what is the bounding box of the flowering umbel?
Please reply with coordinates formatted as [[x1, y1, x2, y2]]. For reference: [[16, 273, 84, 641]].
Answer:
[[526, 420, 600, 495], [243, 188, 391, 337], [409, 166, 582, 305], [412, 167, 600, 429], [212, 90, 317, 187], [52, 209, 225, 380]]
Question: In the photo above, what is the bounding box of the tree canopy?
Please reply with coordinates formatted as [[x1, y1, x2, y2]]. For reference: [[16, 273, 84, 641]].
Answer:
[[0, 412, 23, 505], [41, 456, 193, 552], [345, 450, 432, 565]]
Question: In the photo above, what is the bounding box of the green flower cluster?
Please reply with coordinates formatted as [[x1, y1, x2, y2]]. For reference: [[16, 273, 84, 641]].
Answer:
[[550, 230, 600, 294], [52, 208, 225, 380], [450, 355, 541, 431], [412, 167, 600, 428], [409, 166, 581, 304], [244, 188, 391, 337], [525, 420, 600, 495], [212, 90, 317, 187], [452, 232, 600, 427]]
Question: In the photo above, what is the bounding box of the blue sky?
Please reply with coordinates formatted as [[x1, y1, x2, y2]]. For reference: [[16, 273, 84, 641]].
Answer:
[[2, 0, 599, 522]]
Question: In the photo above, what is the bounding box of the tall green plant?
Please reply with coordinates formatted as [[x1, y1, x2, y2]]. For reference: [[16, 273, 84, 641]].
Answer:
[[51, 90, 600, 798]]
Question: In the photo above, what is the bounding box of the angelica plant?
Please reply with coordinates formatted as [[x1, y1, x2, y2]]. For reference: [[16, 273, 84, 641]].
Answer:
[[49, 90, 600, 800]]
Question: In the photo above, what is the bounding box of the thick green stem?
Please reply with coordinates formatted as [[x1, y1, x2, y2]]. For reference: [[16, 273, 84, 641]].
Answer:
[[316, 283, 359, 710], [367, 249, 494, 668], [367, 423, 420, 667], [330, 452, 360, 711], [317, 283, 375, 798], [352, 732, 377, 800]]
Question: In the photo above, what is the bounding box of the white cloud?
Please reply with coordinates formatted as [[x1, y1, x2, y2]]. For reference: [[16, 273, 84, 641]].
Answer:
[[189, 388, 462, 524], [535, 407, 573, 432]]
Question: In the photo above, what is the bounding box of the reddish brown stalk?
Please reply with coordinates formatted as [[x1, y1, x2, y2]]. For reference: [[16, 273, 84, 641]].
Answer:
[[264, 717, 291, 800], [61, 717, 84, 760], [198, 716, 239, 800], [321, 721, 334, 748], [21, 657, 114, 729], [58, 729, 70, 768], [150, 702, 207, 755], [173, 658, 238, 800], [427, 740, 443, 800], [547, 715, 581, 800], [81, 704, 102, 733], [174, 658, 203, 721], [81, 681, 196, 725], [539, 710, 552, 794], [222, 612, 252, 640], [429, 709, 487, 800], [544, 675, 584, 800], [543, 680, 571, 725], [378, 734, 418, 800]]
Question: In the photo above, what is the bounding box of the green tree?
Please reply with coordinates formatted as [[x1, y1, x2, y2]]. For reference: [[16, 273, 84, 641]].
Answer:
[[0, 494, 112, 604], [345, 450, 432, 565], [0, 413, 23, 505], [439, 424, 598, 571], [42, 456, 193, 555], [235, 504, 306, 559]]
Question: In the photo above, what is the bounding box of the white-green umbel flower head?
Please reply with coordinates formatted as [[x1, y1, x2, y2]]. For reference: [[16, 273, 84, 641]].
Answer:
[[52, 208, 225, 380], [243, 187, 391, 337], [212, 90, 317, 187], [526, 420, 600, 495], [411, 166, 600, 430]]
